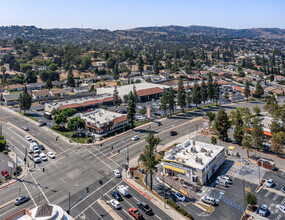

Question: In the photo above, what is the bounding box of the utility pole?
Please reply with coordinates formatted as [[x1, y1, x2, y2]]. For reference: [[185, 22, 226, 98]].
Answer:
[[163, 171, 166, 208], [15, 154, 18, 177], [242, 179, 245, 210], [258, 164, 261, 185], [196, 124, 198, 141], [68, 184, 78, 215], [76, 124, 78, 145]]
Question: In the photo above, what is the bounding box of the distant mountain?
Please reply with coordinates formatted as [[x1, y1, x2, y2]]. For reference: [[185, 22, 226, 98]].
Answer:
[[0, 25, 285, 44]]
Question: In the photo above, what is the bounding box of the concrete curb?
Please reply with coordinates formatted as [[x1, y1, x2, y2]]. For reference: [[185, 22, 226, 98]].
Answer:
[[98, 198, 123, 220]]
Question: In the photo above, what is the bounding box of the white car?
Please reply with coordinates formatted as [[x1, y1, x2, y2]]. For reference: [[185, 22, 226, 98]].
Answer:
[[137, 106, 144, 110], [47, 152, 55, 159], [22, 126, 29, 131], [175, 191, 186, 202], [132, 135, 140, 141], [266, 179, 274, 188], [278, 204, 285, 213], [33, 154, 41, 163], [114, 169, 121, 178], [39, 153, 47, 161], [25, 136, 32, 141], [110, 199, 121, 210]]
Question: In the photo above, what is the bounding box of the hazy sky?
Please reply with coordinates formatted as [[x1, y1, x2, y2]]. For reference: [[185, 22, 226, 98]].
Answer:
[[1, 0, 284, 30]]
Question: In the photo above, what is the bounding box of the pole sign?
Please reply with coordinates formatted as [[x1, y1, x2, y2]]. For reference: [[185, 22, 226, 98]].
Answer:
[[146, 105, 151, 121], [229, 92, 233, 103], [8, 161, 13, 168]]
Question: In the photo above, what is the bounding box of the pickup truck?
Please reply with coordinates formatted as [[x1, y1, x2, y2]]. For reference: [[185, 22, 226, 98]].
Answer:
[[116, 185, 130, 197]]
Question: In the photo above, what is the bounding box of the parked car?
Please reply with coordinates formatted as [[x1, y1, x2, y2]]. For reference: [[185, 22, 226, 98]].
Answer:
[[38, 145, 45, 150], [1, 170, 9, 177], [132, 135, 140, 141], [33, 154, 41, 163], [22, 126, 29, 131], [201, 196, 218, 206], [175, 191, 186, 202], [47, 152, 55, 159], [281, 185, 285, 193], [111, 191, 123, 201], [137, 201, 152, 215], [110, 199, 121, 210], [25, 136, 32, 141], [39, 153, 47, 161], [278, 204, 285, 214], [129, 207, 143, 220], [14, 196, 30, 206], [169, 131, 178, 136], [32, 140, 39, 145], [259, 204, 269, 216], [39, 122, 47, 127], [114, 169, 121, 178], [216, 179, 228, 187], [158, 122, 162, 126], [266, 179, 274, 188], [218, 175, 232, 184]]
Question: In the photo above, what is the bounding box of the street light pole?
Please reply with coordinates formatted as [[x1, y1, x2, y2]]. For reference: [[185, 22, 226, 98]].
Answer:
[[76, 124, 78, 145], [242, 179, 246, 210], [68, 184, 78, 215]]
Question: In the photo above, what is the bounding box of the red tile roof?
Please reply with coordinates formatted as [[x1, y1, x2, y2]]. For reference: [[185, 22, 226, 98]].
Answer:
[[137, 87, 163, 97], [113, 115, 128, 125]]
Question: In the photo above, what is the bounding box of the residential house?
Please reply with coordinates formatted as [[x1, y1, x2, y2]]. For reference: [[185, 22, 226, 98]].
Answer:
[[6, 84, 23, 91], [49, 88, 67, 97], [27, 82, 46, 91], [32, 89, 51, 99], [252, 71, 265, 78], [51, 81, 66, 88], [74, 86, 89, 94]]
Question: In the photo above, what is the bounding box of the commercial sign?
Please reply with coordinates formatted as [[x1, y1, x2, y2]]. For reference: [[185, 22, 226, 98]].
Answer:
[[146, 105, 151, 121], [8, 161, 13, 169]]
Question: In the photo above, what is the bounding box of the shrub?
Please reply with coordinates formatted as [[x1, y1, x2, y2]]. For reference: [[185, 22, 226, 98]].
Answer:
[[100, 105, 108, 110], [0, 135, 4, 140], [186, 213, 193, 219], [166, 199, 179, 210], [86, 138, 93, 143], [178, 208, 187, 216], [13, 166, 22, 176], [0, 139, 6, 151], [2, 150, 8, 154]]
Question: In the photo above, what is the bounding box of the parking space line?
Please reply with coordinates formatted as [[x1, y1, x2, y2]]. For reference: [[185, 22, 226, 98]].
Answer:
[[273, 194, 279, 201], [84, 147, 113, 170], [90, 206, 102, 219], [74, 180, 123, 219], [265, 191, 271, 197], [275, 215, 281, 220], [281, 198, 285, 204]]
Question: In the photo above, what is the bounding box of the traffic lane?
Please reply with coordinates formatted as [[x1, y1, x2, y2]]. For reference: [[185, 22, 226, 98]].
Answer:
[[88, 201, 114, 220]]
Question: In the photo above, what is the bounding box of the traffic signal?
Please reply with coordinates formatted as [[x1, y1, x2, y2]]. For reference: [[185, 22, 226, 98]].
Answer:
[[86, 187, 89, 193]]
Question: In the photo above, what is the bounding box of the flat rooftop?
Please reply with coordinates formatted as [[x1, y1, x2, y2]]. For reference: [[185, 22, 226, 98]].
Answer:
[[163, 139, 224, 170], [79, 109, 125, 125]]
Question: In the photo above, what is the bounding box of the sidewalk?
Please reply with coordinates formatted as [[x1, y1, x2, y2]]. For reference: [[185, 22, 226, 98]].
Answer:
[[122, 170, 185, 220]]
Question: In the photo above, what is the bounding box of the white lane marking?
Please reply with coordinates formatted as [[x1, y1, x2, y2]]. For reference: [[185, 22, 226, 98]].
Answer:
[[265, 191, 271, 197], [74, 180, 123, 219], [22, 180, 36, 206], [84, 147, 113, 170], [275, 215, 281, 220], [29, 173, 50, 204], [281, 198, 285, 204], [72, 177, 118, 210], [105, 194, 134, 219], [273, 194, 279, 201], [93, 147, 121, 168], [5, 139, 25, 156], [90, 206, 102, 219]]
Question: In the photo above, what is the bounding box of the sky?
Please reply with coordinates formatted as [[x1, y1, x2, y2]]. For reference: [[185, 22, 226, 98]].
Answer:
[[1, 0, 284, 30]]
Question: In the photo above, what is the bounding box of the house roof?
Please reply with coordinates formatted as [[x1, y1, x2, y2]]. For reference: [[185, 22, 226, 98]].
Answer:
[[74, 86, 89, 92], [137, 87, 163, 97], [6, 84, 23, 90], [113, 115, 128, 125], [32, 89, 50, 97], [35, 203, 53, 217], [50, 88, 67, 95]]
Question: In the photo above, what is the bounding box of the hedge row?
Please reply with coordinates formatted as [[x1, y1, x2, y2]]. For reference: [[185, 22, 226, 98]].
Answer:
[[167, 199, 193, 219]]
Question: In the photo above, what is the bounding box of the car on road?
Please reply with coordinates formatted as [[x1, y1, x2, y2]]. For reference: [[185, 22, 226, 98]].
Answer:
[[111, 191, 123, 201], [38, 145, 45, 150], [129, 207, 143, 220], [39, 153, 47, 161], [282, 185, 285, 193], [201, 196, 218, 206], [110, 199, 121, 210], [158, 122, 162, 126], [38, 122, 47, 127], [266, 178, 274, 188], [1, 170, 10, 177], [137, 201, 152, 215], [25, 135, 32, 141], [278, 204, 285, 214], [132, 135, 140, 141], [216, 179, 228, 187], [22, 126, 29, 131], [169, 131, 178, 136], [32, 140, 39, 145], [114, 169, 121, 178], [259, 204, 269, 216], [33, 154, 41, 163], [175, 191, 186, 202], [47, 152, 55, 159], [14, 196, 30, 206], [218, 175, 232, 184]]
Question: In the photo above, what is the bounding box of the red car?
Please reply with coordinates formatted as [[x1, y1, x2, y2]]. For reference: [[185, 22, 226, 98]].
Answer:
[[129, 207, 143, 220], [1, 170, 9, 177]]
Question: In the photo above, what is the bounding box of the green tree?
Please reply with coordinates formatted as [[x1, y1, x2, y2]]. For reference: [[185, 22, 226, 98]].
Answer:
[[54, 113, 67, 127], [113, 86, 120, 109], [251, 117, 264, 150], [67, 116, 85, 131], [51, 109, 59, 116], [270, 74, 274, 82], [270, 117, 281, 134], [113, 62, 119, 80], [154, 58, 159, 75], [253, 106, 261, 115], [271, 131, 285, 156], [200, 79, 207, 105], [242, 135, 252, 158], [255, 80, 264, 100], [89, 84, 95, 92], [160, 88, 168, 116], [233, 109, 244, 145], [168, 87, 175, 115], [192, 81, 201, 107], [127, 91, 136, 129], [19, 86, 32, 114], [213, 81, 220, 103], [1, 66, 6, 82], [206, 111, 216, 122], [244, 81, 250, 102], [177, 77, 186, 109], [264, 94, 279, 117], [186, 91, 192, 108], [67, 68, 75, 87], [133, 85, 138, 105], [138, 129, 160, 191], [214, 108, 231, 141], [224, 92, 229, 101], [45, 79, 53, 89], [211, 136, 217, 145], [137, 55, 144, 75], [207, 73, 214, 102], [246, 192, 257, 206]]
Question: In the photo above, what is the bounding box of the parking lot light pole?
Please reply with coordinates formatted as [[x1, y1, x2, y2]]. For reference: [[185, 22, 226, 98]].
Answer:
[[68, 184, 78, 215]]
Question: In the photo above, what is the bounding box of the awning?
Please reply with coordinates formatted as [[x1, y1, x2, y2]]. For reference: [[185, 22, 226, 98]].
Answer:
[[228, 146, 235, 150], [164, 164, 185, 174]]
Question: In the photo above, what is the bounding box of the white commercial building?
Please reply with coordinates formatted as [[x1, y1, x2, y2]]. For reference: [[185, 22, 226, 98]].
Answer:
[[162, 139, 225, 185]]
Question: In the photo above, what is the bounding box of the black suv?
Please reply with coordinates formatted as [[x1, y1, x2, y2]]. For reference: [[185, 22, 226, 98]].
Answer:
[[39, 122, 47, 127], [111, 191, 123, 201], [137, 201, 152, 215], [169, 131, 177, 136]]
